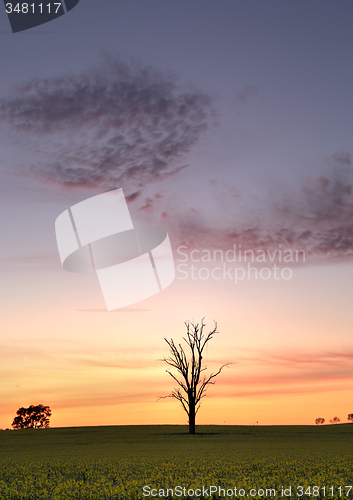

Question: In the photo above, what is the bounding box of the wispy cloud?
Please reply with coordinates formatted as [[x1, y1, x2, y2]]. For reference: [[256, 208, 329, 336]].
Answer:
[[144, 153, 353, 261], [1, 345, 352, 419], [0, 54, 213, 193], [2, 55, 353, 262], [213, 348, 353, 395], [0, 252, 60, 272]]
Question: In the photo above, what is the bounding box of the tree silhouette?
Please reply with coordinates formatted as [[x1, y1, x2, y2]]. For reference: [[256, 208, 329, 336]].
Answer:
[[160, 319, 229, 434], [348, 414, 353, 422], [329, 416, 340, 424], [315, 417, 325, 425], [12, 404, 51, 429]]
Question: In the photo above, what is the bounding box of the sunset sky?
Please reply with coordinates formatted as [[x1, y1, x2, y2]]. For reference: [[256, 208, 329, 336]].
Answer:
[[1, 0, 353, 429]]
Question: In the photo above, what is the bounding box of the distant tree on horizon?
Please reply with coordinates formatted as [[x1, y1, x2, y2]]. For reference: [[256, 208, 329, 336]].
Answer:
[[348, 414, 353, 422], [12, 404, 51, 429], [315, 417, 325, 425], [160, 319, 229, 434], [329, 416, 340, 424]]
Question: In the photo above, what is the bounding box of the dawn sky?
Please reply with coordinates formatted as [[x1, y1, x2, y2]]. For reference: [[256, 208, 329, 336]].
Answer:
[[1, 0, 353, 428]]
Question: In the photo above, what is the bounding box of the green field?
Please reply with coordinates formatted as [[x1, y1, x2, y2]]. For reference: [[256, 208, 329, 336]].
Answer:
[[0, 424, 352, 499]]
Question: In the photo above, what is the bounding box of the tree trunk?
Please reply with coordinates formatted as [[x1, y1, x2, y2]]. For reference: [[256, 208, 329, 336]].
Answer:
[[189, 399, 196, 434]]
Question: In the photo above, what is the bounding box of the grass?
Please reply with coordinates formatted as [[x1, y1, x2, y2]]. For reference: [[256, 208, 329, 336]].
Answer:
[[0, 424, 352, 499]]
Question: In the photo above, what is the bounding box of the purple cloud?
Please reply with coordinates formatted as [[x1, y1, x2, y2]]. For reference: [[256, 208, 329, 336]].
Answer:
[[138, 152, 353, 261], [0, 54, 213, 193]]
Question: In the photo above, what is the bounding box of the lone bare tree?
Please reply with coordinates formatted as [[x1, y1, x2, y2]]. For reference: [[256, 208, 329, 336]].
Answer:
[[160, 319, 229, 434]]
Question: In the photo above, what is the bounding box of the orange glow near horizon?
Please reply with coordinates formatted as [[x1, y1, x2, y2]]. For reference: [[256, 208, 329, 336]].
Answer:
[[1, 260, 353, 429]]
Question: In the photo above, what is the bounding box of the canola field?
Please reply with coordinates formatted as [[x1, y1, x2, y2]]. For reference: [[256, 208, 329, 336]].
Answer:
[[0, 424, 352, 499]]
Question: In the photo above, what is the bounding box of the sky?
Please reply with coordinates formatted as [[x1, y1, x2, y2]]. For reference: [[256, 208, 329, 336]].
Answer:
[[1, 0, 353, 429]]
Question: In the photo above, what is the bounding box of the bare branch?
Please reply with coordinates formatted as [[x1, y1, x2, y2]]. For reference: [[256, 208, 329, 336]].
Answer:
[[195, 363, 231, 404], [165, 370, 188, 392], [159, 319, 230, 434]]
